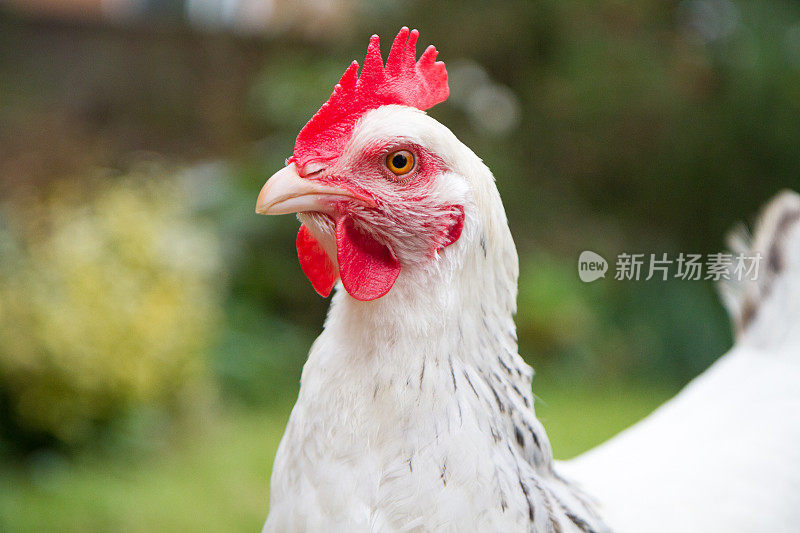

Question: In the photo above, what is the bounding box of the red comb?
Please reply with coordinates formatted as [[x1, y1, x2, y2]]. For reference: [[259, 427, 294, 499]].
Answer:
[[290, 27, 449, 169]]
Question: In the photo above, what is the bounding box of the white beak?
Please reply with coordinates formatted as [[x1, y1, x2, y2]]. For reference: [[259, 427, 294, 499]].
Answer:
[[255, 163, 356, 216]]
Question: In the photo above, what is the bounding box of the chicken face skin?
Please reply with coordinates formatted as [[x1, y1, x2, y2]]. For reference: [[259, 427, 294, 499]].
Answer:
[[261, 105, 469, 301]]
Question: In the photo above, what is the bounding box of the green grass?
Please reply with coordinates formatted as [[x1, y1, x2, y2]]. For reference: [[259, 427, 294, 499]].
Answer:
[[0, 407, 290, 532], [534, 379, 675, 459], [0, 382, 676, 532]]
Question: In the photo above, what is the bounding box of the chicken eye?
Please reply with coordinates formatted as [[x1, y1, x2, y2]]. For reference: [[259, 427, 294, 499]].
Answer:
[[385, 150, 415, 176]]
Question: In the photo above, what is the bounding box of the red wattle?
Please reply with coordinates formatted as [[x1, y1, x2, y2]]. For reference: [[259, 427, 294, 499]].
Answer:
[[296, 224, 338, 297], [336, 216, 401, 301]]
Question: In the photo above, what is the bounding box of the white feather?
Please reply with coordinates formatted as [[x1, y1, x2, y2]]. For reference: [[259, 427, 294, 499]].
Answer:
[[561, 191, 800, 533]]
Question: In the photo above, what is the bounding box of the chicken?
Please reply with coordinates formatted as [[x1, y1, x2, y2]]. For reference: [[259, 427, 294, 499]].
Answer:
[[255, 28, 800, 532], [559, 190, 800, 533]]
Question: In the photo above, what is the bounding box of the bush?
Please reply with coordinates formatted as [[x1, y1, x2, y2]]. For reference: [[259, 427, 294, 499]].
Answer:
[[0, 167, 223, 450]]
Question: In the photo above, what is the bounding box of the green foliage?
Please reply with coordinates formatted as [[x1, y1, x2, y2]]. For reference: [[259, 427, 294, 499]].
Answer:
[[517, 251, 731, 386], [0, 168, 223, 449], [213, 302, 314, 406]]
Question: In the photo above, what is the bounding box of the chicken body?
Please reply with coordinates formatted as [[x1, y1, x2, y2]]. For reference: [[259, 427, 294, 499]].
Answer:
[[561, 192, 800, 533]]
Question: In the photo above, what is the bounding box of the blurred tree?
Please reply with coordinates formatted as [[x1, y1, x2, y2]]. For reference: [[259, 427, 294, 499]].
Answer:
[[0, 166, 223, 451]]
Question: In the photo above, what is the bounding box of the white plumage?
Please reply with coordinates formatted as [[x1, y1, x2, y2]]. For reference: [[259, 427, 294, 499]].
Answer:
[[256, 33, 800, 532], [561, 191, 800, 533], [262, 107, 606, 532]]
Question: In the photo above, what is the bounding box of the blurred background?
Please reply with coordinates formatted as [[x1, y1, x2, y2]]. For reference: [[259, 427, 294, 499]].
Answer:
[[1, 0, 799, 530]]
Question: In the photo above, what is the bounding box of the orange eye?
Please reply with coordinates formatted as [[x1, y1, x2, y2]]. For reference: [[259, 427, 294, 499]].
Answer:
[[385, 150, 415, 176]]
